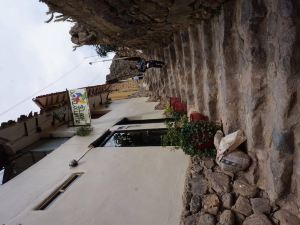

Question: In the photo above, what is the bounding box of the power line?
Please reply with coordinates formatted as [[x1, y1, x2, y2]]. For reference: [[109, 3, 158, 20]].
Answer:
[[84, 55, 99, 59], [0, 59, 85, 117], [89, 56, 130, 65]]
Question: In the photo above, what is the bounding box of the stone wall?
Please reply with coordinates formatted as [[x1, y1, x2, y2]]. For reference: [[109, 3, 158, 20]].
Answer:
[[143, 0, 300, 208]]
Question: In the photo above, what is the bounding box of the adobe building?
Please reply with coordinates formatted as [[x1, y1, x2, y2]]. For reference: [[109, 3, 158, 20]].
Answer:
[[0, 84, 111, 184], [0, 95, 188, 225]]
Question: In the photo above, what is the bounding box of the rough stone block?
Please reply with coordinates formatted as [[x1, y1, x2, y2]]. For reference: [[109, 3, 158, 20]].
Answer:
[[206, 171, 231, 194], [233, 178, 257, 198], [202, 194, 220, 215], [243, 213, 273, 225], [222, 193, 234, 209], [191, 176, 208, 196], [197, 213, 216, 225], [273, 209, 300, 225], [250, 198, 270, 214], [218, 210, 235, 225], [232, 196, 252, 217], [190, 195, 201, 213]]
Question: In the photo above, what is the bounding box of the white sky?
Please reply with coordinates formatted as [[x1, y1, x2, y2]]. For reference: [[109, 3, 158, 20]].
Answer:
[[0, 0, 114, 123]]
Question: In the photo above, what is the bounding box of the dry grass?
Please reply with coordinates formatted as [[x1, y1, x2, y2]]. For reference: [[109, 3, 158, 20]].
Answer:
[[110, 90, 138, 100], [109, 80, 141, 100]]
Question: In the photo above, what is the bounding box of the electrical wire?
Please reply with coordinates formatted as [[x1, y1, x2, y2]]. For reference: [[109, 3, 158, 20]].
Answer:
[[84, 55, 100, 59], [89, 56, 130, 65], [0, 59, 86, 117]]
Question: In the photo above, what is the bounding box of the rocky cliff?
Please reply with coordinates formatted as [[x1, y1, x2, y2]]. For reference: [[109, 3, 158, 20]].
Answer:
[[40, 0, 300, 216], [106, 49, 145, 83], [144, 0, 300, 209], [40, 0, 226, 48]]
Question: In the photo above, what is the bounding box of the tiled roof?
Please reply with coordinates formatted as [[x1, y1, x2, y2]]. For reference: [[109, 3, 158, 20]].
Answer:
[[33, 83, 112, 110]]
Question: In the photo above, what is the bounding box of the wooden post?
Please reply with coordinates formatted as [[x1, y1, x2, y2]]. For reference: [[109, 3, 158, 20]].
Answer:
[[66, 89, 74, 127]]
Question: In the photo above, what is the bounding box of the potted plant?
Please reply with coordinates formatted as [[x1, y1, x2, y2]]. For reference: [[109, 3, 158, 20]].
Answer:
[[173, 101, 187, 113], [162, 106, 220, 157], [169, 97, 181, 108], [189, 111, 209, 122], [169, 97, 187, 114], [180, 120, 220, 157]]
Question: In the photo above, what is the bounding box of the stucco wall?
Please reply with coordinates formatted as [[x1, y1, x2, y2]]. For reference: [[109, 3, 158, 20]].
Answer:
[[0, 98, 189, 225]]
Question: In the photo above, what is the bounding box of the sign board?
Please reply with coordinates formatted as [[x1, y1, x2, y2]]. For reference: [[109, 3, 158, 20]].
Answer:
[[68, 88, 91, 126]]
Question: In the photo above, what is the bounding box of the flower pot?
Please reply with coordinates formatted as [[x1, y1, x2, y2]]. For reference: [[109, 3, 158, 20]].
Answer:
[[174, 101, 187, 113], [170, 97, 181, 108], [190, 112, 208, 122]]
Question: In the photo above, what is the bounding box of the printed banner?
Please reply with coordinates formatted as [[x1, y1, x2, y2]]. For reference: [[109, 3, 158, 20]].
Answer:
[[68, 88, 91, 126]]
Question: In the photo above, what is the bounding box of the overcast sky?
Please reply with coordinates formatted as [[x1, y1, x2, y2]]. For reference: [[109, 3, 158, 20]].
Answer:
[[0, 0, 114, 123]]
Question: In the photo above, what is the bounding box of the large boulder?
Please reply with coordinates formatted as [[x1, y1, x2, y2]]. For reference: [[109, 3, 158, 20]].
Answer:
[[218, 151, 251, 173]]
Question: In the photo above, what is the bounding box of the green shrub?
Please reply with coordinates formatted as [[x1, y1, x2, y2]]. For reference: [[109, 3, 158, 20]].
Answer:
[[162, 108, 220, 157], [162, 105, 187, 147], [161, 120, 181, 147], [180, 120, 220, 157]]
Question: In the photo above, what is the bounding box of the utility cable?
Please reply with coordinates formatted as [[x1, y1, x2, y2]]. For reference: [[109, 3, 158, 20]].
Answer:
[[0, 59, 85, 118], [89, 56, 131, 65], [84, 55, 100, 59]]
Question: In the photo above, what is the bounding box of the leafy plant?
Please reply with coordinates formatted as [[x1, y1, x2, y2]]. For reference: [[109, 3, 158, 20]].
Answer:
[[180, 120, 220, 157], [162, 104, 187, 147], [164, 103, 173, 117], [161, 120, 181, 147], [164, 103, 186, 121], [162, 107, 220, 157], [76, 126, 93, 136]]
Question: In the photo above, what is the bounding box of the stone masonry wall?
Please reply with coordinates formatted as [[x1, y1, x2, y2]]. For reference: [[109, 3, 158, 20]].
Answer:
[[144, 0, 300, 208]]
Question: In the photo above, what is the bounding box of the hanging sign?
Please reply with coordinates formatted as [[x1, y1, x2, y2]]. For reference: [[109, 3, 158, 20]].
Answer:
[[68, 88, 91, 126]]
